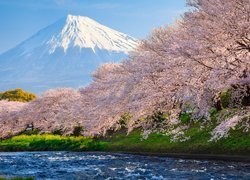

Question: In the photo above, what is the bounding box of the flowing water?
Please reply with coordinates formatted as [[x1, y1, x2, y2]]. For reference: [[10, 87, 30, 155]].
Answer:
[[0, 152, 249, 179]]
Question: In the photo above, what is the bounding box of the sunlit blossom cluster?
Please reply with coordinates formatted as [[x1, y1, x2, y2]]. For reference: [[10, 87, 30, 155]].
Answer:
[[210, 111, 250, 141]]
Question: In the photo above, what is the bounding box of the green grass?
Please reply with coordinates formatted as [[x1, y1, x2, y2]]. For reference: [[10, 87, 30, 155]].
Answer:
[[104, 109, 250, 155], [101, 125, 250, 155], [0, 123, 249, 156], [0, 129, 249, 155], [0, 134, 106, 152]]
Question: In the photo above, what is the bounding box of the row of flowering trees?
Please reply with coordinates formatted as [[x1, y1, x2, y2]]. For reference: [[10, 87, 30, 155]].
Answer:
[[0, 0, 249, 138]]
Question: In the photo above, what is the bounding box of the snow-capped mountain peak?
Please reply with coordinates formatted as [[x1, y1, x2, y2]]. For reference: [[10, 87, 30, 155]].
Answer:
[[0, 14, 138, 93], [46, 14, 138, 54]]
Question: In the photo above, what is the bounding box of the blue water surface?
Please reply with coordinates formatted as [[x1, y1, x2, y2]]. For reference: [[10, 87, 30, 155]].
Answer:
[[0, 152, 249, 179]]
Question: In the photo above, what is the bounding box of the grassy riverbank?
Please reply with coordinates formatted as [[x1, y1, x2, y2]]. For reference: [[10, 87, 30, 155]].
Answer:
[[0, 126, 249, 157], [102, 128, 250, 156], [0, 134, 106, 152]]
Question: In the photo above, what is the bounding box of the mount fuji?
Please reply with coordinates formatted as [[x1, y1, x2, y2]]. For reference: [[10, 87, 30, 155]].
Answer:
[[0, 15, 138, 93]]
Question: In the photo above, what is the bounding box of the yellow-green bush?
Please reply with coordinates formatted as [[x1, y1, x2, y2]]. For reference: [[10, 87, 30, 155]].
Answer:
[[0, 88, 36, 102], [220, 90, 232, 109]]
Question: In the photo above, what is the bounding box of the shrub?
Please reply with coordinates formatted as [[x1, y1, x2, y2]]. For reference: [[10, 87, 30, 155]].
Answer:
[[231, 83, 250, 107], [0, 88, 36, 102], [179, 112, 191, 124], [140, 111, 169, 133], [220, 90, 232, 109], [151, 111, 169, 123], [21, 129, 40, 135], [72, 125, 84, 136], [118, 112, 132, 128], [209, 107, 218, 122], [52, 129, 64, 135], [219, 83, 250, 109]]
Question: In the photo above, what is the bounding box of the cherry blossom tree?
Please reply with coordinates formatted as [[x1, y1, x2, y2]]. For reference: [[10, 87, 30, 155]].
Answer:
[[0, 100, 28, 138], [0, 0, 249, 138]]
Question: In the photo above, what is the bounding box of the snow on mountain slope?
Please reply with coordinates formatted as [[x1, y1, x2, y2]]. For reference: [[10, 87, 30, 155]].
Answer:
[[48, 15, 137, 53], [0, 15, 138, 93]]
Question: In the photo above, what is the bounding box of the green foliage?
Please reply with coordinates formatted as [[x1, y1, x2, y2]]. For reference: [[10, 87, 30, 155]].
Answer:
[[242, 93, 250, 106], [106, 113, 132, 136], [209, 108, 218, 122], [220, 90, 232, 108], [0, 88, 36, 102], [118, 112, 132, 128], [179, 112, 192, 124], [52, 129, 64, 135], [150, 111, 169, 123], [0, 125, 249, 156], [72, 125, 84, 136], [20, 129, 40, 136], [0, 134, 106, 151], [219, 84, 250, 108], [209, 107, 218, 116], [101, 123, 250, 155]]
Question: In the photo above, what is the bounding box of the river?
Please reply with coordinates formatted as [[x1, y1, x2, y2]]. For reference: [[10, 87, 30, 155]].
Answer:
[[0, 152, 249, 179]]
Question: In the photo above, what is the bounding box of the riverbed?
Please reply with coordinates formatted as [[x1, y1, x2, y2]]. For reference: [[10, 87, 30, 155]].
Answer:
[[0, 152, 249, 179]]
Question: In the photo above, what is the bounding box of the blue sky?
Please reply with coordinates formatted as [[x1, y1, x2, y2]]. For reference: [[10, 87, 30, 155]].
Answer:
[[0, 0, 187, 53]]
